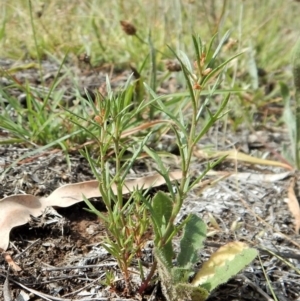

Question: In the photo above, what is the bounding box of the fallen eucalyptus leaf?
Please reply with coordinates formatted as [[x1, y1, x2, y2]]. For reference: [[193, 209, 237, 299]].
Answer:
[[0, 171, 182, 251]]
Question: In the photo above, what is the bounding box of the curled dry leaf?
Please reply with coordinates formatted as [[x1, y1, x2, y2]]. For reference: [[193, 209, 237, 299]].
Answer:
[[287, 177, 300, 233], [0, 171, 182, 251]]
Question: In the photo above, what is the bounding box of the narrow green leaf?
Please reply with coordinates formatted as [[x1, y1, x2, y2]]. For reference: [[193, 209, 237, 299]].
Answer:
[[201, 52, 244, 86], [247, 42, 259, 90], [84, 197, 109, 223], [171, 267, 192, 284], [211, 30, 231, 61]]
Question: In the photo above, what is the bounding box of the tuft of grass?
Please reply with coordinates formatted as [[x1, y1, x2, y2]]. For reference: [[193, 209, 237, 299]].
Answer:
[[0, 1, 297, 67], [0, 58, 87, 148]]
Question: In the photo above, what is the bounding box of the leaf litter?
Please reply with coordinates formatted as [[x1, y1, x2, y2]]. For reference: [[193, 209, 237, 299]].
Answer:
[[0, 170, 182, 251], [0, 59, 300, 300]]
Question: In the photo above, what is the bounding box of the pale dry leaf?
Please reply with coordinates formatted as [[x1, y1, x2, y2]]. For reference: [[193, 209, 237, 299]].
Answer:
[[287, 177, 300, 233], [195, 149, 293, 170], [0, 195, 43, 251], [3, 273, 12, 301], [206, 170, 291, 183], [44, 180, 100, 208], [45, 170, 182, 207], [228, 171, 291, 183], [0, 171, 182, 251], [16, 291, 30, 301]]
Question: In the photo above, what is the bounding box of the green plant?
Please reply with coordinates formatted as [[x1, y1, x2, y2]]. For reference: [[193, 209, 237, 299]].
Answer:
[[82, 32, 257, 299], [100, 270, 117, 288], [137, 34, 257, 299], [81, 75, 156, 291], [0, 2, 298, 298], [153, 215, 257, 301], [0, 61, 87, 148]]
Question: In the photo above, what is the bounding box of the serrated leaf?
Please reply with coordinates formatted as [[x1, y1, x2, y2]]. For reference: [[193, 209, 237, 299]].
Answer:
[[177, 214, 207, 269], [192, 241, 258, 291]]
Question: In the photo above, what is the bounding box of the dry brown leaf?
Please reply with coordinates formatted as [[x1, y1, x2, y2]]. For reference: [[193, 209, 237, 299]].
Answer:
[[0, 171, 182, 251], [3, 252, 22, 272], [287, 177, 300, 233]]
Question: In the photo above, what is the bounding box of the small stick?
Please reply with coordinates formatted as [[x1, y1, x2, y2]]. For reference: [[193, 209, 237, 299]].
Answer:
[[237, 274, 274, 301]]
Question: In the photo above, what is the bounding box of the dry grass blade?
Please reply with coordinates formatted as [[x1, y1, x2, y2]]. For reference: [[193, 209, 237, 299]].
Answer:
[[195, 150, 293, 170], [121, 120, 175, 138]]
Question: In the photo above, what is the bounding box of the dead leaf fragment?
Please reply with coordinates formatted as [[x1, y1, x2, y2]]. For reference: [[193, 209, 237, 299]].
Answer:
[[287, 177, 300, 233], [3, 252, 22, 272], [3, 273, 12, 301], [0, 195, 43, 251]]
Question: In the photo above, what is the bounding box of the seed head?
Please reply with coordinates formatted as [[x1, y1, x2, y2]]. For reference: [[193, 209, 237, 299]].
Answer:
[[193, 83, 202, 90], [120, 20, 137, 36]]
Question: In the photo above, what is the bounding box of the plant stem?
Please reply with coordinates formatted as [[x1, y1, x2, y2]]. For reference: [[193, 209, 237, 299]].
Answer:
[[138, 261, 157, 294]]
